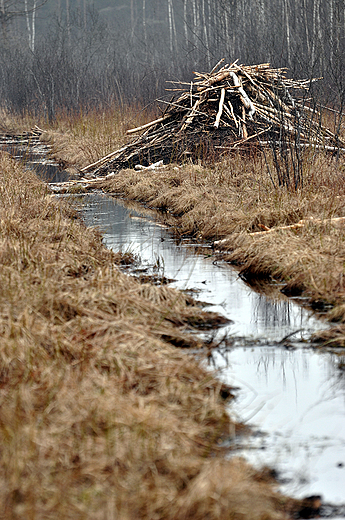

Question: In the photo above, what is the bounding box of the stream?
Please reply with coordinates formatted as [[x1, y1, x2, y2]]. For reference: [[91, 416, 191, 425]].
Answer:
[[77, 193, 345, 511], [2, 139, 345, 515]]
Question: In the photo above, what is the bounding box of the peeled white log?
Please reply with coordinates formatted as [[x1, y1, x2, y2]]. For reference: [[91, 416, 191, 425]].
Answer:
[[228, 71, 256, 119], [127, 116, 169, 135], [214, 88, 226, 128]]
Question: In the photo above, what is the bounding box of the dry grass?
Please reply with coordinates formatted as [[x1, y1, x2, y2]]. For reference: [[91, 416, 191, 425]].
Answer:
[[95, 150, 345, 345], [19, 103, 345, 347], [41, 105, 158, 173], [0, 150, 294, 519]]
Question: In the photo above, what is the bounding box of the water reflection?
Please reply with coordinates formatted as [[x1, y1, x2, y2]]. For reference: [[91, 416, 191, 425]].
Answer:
[[0, 140, 72, 183], [254, 296, 293, 330], [7, 137, 344, 503], [76, 192, 345, 503], [79, 193, 323, 342], [212, 347, 345, 503]]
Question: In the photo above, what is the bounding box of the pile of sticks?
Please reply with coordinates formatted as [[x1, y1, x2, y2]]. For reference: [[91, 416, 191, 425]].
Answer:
[[81, 60, 344, 177]]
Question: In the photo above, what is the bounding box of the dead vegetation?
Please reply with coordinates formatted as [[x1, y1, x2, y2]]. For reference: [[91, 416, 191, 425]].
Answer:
[[91, 150, 345, 346], [10, 86, 343, 348], [0, 151, 297, 519], [80, 60, 343, 178], [34, 93, 345, 348]]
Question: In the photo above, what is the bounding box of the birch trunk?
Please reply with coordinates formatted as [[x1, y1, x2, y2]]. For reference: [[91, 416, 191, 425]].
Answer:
[[143, 0, 147, 48], [183, 0, 188, 44], [57, 0, 61, 24], [130, 0, 134, 37], [283, 0, 291, 66], [311, 0, 320, 65], [24, 0, 32, 50], [329, 0, 333, 64], [167, 0, 177, 55], [303, 0, 310, 55], [202, 0, 210, 67], [191, 0, 197, 45], [168, 0, 173, 53], [1, 0, 6, 39], [31, 0, 36, 52], [24, 0, 37, 52], [66, 0, 71, 46]]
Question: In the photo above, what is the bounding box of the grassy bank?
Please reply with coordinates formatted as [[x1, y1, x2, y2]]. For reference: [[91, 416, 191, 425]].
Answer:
[[0, 150, 296, 519], [99, 159, 345, 346], [40, 106, 345, 348]]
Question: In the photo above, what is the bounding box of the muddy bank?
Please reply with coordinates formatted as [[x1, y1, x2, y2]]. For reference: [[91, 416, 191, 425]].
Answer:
[[0, 150, 299, 519]]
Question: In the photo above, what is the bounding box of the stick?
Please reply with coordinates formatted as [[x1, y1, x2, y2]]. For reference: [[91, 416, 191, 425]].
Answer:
[[249, 216, 345, 236], [209, 58, 225, 75], [258, 141, 345, 152], [214, 88, 226, 128], [156, 98, 207, 117], [180, 98, 202, 131], [215, 127, 272, 150], [80, 145, 130, 173], [227, 101, 238, 128], [127, 115, 170, 135]]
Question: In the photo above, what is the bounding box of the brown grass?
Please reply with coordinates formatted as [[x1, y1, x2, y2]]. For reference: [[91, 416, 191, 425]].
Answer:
[[44, 107, 345, 347], [0, 150, 295, 519], [97, 152, 345, 306], [15, 102, 344, 348], [41, 105, 158, 173]]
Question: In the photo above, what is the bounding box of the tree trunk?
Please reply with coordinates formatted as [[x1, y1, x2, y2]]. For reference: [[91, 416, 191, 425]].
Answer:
[[202, 0, 210, 67], [168, 0, 174, 54], [183, 0, 188, 44], [66, 0, 71, 46], [31, 0, 37, 52], [191, 0, 197, 46], [130, 0, 134, 37], [143, 0, 147, 48], [24, 0, 37, 52], [24, 0, 32, 49], [283, 0, 291, 66], [57, 0, 61, 23]]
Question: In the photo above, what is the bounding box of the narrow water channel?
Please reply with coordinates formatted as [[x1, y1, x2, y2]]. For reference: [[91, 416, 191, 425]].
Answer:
[[76, 192, 345, 510], [2, 133, 344, 513]]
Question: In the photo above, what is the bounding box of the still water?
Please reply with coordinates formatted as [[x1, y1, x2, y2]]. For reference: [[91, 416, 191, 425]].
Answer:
[[77, 192, 345, 507], [3, 135, 344, 510]]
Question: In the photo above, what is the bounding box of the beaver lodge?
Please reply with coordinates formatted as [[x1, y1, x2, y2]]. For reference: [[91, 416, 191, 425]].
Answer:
[[81, 59, 344, 178]]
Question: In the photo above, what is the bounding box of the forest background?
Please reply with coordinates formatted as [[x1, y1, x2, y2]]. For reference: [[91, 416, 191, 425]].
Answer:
[[1, 0, 345, 122]]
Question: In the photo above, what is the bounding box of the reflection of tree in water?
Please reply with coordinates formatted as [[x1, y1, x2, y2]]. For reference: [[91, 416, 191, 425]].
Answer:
[[255, 347, 306, 386], [334, 355, 345, 393], [253, 295, 295, 329]]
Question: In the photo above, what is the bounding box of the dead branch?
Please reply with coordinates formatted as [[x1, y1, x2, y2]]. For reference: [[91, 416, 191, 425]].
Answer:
[[249, 217, 345, 236], [80, 60, 342, 177]]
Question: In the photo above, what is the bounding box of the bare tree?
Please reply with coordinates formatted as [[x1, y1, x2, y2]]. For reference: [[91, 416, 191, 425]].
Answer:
[[24, 0, 37, 52], [0, 0, 46, 41]]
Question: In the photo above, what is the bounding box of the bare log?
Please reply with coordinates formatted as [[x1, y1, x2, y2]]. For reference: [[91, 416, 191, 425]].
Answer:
[[214, 88, 226, 129], [127, 116, 171, 135]]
